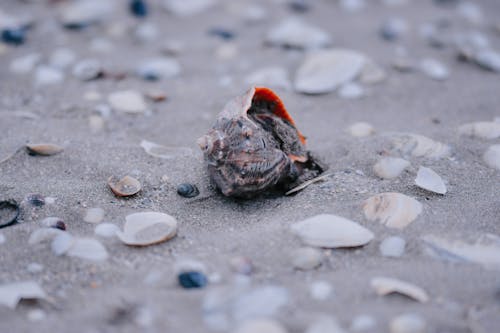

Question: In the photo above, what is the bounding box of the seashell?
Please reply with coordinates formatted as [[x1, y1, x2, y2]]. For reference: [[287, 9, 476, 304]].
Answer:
[[379, 236, 406, 257], [197, 87, 325, 197], [350, 315, 376, 332], [389, 314, 426, 333], [483, 144, 500, 170], [347, 122, 375, 137], [136, 57, 181, 81], [419, 58, 449, 80], [34, 66, 64, 86], [49, 48, 76, 70], [28, 228, 65, 245], [389, 133, 450, 159], [234, 319, 288, 333], [83, 207, 105, 224], [373, 157, 410, 179], [474, 49, 500, 72], [108, 90, 147, 114], [66, 238, 108, 261], [0, 200, 20, 228], [26, 143, 63, 156], [25, 193, 45, 206], [10, 53, 41, 74], [338, 82, 364, 99], [370, 277, 429, 302], [0, 233, 5, 244], [363, 192, 422, 229], [422, 234, 500, 269], [107, 175, 141, 197], [458, 121, 500, 139], [295, 49, 366, 94], [140, 140, 193, 159], [266, 18, 331, 50], [244, 67, 292, 91], [291, 214, 374, 248], [59, 0, 113, 29], [72, 59, 103, 81], [40, 217, 65, 230], [177, 183, 200, 198], [0, 281, 46, 309], [415, 166, 447, 194], [94, 223, 120, 238], [51, 232, 75, 255], [309, 281, 333, 301], [117, 212, 178, 246], [163, 0, 217, 17], [359, 60, 387, 84], [379, 17, 408, 41]]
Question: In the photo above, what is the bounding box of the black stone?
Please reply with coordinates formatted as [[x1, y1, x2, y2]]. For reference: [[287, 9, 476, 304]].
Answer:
[[178, 271, 207, 289], [130, 0, 148, 18], [177, 183, 200, 198], [208, 28, 235, 41], [1, 28, 26, 46]]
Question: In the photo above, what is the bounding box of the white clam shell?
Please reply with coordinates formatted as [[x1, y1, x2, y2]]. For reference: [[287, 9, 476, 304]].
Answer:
[[108, 90, 147, 114], [363, 192, 422, 229], [347, 122, 375, 138], [66, 238, 108, 261], [415, 166, 447, 194], [295, 49, 366, 94], [373, 157, 410, 179], [94, 223, 120, 238], [0, 281, 46, 309], [291, 214, 374, 248], [390, 133, 450, 159], [117, 212, 178, 246], [370, 277, 429, 302], [458, 121, 500, 140], [266, 18, 331, 50], [483, 144, 500, 170]]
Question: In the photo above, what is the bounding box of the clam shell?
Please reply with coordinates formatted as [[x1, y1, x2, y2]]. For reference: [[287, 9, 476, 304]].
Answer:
[[26, 143, 63, 156], [483, 144, 500, 170], [458, 121, 500, 140], [0, 281, 46, 309], [107, 175, 141, 197], [371, 277, 429, 302], [390, 133, 450, 159], [415, 166, 447, 194], [363, 192, 422, 229], [294, 49, 366, 94], [291, 214, 374, 248], [117, 212, 178, 246], [66, 238, 108, 261], [373, 157, 410, 179]]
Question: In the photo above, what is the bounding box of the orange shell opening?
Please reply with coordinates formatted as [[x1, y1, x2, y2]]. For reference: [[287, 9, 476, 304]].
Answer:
[[252, 87, 307, 145]]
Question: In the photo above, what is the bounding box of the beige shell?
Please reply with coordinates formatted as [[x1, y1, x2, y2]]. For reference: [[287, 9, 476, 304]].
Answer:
[[371, 277, 429, 303], [117, 212, 178, 246], [26, 143, 63, 156], [107, 175, 141, 197], [363, 192, 422, 229]]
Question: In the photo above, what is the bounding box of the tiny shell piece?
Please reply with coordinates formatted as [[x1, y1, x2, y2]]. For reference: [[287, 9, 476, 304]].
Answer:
[[458, 121, 500, 140], [107, 175, 141, 197], [26, 143, 63, 156], [370, 277, 429, 302], [373, 157, 410, 179], [0, 281, 46, 309], [363, 192, 422, 229], [415, 166, 447, 194], [117, 212, 178, 246], [483, 144, 500, 170]]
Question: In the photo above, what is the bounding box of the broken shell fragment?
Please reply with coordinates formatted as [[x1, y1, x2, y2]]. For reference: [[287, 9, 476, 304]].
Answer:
[[291, 214, 374, 248], [266, 18, 331, 50], [26, 143, 63, 156], [197, 87, 325, 197], [140, 140, 192, 159], [347, 122, 375, 137], [363, 192, 422, 229], [483, 144, 500, 170], [373, 157, 410, 179], [117, 212, 178, 246], [390, 133, 450, 159], [371, 277, 429, 302], [107, 175, 141, 197], [0, 200, 20, 228], [108, 90, 147, 114], [458, 121, 500, 140], [415, 166, 447, 194], [0, 281, 46, 309]]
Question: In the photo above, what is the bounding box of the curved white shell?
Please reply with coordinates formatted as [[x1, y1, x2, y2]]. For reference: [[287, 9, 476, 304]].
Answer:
[[458, 121, 500, 140], [294, 49, 366, 94], [415, 166, 447, 194], [483, 144, 500, 170], [390, 133, 450, 159], [371, 277, 429, 302], [117, 212, 178, 246], [363, 192, 422, 229], [373, 157, 410, 179], [291, 214, 374, 248]]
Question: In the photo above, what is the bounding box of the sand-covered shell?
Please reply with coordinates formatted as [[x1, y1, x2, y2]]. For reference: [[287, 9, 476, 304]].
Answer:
[[198, 87, 324, 197]]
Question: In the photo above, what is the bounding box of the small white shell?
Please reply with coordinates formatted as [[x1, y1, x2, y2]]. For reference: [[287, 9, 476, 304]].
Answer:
[[117, 212, 178, 246], [0, 281, 46, 309], [347, 122, 375, 138], [66, 238, 108, 261], [266, 18, 331, 50], [108, 90, 147, 114], [390, 133, 450, 159], [370, 277, 429, 302], [458, 121, 500, 140], [290, 247, 323, 270], [373, 157, 410, 179], [415, 166, 447, 194], [483, 144, 500, 170], [94, 223, 120, 238], [28, 228, 65, 245], [363, 192, 422, 229], [291, 214, 374, 248], [140, 140, 193, 159]]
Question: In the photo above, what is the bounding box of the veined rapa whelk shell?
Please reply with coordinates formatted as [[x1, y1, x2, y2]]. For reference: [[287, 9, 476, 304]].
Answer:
[[415, 166, 447, 194], [363, 192, 423, 229], [371, 277, 429, 303], [291, 214, 374, 248]]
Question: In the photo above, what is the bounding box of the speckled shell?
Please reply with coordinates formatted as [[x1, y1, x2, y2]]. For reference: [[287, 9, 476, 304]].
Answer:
[[198, 87, 314, 197]]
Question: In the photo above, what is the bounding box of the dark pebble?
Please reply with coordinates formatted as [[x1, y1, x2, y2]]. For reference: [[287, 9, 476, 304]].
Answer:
[[53, 221, 67, 231], [289, 0, 310, 13], [26, 193, 45, 207], [178, 271, 207, 289], [130, 0, 148, 17], [0, 200, 20, 228], [208, 28, 235, 41], [1, 28, 26, 46], [177, 183, 199, 198]]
